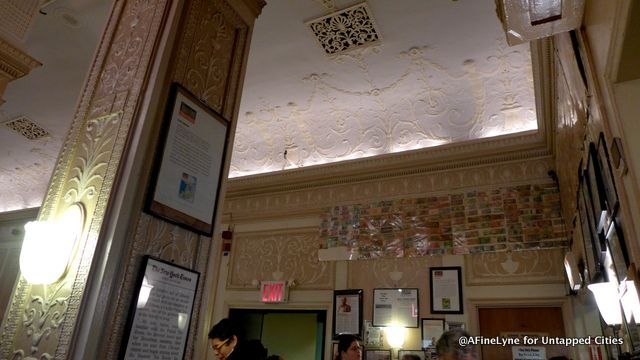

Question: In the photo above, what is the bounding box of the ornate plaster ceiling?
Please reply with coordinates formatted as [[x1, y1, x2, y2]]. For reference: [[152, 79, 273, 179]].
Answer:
[[0, 0, 111, 212], [0, 0, 542, 213], [229, 0, 538, 177]]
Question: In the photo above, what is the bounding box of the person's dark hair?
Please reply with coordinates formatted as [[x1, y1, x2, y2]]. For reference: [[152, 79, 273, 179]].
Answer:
[[335, 334, 359, 360], [208, 318, 239, 341], [436, 329, 475, 359]]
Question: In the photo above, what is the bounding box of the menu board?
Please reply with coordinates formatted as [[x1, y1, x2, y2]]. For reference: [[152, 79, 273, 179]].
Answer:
[[121, 256, 200, 360]]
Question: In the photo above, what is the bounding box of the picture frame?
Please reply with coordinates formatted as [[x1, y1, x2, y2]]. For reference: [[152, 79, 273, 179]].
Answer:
[[333, 289, 363, 338], [146, 83, 230, 236], [577, 167, 602, 281], [365, 349, 392, 360], [446, 321, 466, 331], [364, 320, 385, 347], [398, 349, 427, 360], [421, 318, 445, 348], [605, 218, 629, 282], [596, 132, 619, 213], [119, 256, 200, 360], [429, 266, 463, 314], [372, 288, 419, 328], [585, 142, 608, 232]]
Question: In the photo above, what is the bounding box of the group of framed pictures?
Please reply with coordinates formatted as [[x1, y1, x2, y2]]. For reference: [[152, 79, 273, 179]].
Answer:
[[332, 267, 464, 359], [332, 268, 463, 339], [575, 133, 639, 356], [576, 133, 628, 285]]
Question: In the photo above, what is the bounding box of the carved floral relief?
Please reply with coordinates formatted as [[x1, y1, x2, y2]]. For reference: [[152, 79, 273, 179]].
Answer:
[[229, 230, 333, 290]]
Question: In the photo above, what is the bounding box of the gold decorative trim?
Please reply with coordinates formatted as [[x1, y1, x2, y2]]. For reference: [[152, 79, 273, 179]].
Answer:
[[0, 35, 41, 79]]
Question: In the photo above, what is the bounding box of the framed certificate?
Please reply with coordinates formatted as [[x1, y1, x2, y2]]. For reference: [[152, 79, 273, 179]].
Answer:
[[146, 83, 230, 235], [333, 289, 363, 338], [398, 349, 427, 360], [372, 288, 419, 328], [429, 266, 463, 314], [120, 256, 200, 360], [421, 318, 445, 348], [365, 349, 392, 360]]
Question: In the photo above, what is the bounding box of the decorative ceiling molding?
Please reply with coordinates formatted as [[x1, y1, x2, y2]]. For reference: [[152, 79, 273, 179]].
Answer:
[[227, 131, 550, 196], [0, 35, 41, 106], [0, 0, 39, 44], [305, 2, 380, 55]]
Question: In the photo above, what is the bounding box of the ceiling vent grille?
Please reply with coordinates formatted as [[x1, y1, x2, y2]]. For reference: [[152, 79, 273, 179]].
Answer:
[[3, 115, 50, 140], [306, 2, 381, 55]]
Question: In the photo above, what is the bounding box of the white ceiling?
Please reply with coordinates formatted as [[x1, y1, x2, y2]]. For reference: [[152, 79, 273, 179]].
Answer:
[[230, 0, 537, 177], [0, 0, 539, 212]]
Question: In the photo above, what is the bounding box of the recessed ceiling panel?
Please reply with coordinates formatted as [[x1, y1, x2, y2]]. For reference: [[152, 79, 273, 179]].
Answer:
[[231, 0, 539, 178]]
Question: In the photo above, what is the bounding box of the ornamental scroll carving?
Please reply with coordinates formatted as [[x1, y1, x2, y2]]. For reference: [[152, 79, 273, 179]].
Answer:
[[229, 230, 333, 290], [465, 248, 565, 285]]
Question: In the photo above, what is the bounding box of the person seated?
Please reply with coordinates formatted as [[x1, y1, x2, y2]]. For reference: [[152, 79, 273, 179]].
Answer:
[[334, 334, 362, 360]]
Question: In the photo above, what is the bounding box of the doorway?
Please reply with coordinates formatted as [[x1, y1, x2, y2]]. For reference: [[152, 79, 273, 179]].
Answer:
[[229, 308, 327, 360], [478, 307, 569, 359]]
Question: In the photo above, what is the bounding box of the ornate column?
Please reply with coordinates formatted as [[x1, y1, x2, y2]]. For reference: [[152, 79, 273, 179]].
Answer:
[[0, 0, 264, 359]]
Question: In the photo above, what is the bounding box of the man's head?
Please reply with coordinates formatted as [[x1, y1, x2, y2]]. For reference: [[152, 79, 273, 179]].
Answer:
[[436, 329, 475, 360], [208, 318, 239, 360]]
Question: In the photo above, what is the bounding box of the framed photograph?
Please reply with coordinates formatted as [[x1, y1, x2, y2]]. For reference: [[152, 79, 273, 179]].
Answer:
[[446, 321, 466, 331], [365, 349, 392, 360], [421, 318, 445, 348], [372, 288, 419, 328], [429, 267, 463, 314], [333, 289, 363, 338], [605, 218, 629, 281], [364, 320, 385, 347], [398, 349, 427, 360], [119, 256, 200, 360], [597, 132, 619, 213], [146, 83, 230, 235], [577, 167, 601, 281], [586, 142, 608, 232]]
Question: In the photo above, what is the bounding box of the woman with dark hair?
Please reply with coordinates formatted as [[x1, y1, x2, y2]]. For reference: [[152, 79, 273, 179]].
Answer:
[[208, 318, 267, 360], [335, 334, 362, 360]]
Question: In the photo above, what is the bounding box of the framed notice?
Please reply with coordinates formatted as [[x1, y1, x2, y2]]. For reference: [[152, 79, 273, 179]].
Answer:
[[398, 350, 427, 360], [421, 318, 445, 348], [364, 320, 384, 347], [146, 83, 230, 235], [429, 266, 463, 314], [333, 289, 363, 338], [372, 288, 419, 328], [120, 256, 200, 360], [365, 349, 391, 360]]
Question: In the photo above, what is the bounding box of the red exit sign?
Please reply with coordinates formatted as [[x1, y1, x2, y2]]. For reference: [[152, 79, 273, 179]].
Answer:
[[260, 281, 289, 303]]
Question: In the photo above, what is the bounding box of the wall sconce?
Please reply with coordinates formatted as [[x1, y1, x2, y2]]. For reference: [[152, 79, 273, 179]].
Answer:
[[588, 281, 623, 326], [384, 326, 406, 348], [19, 203, 84, 285]]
